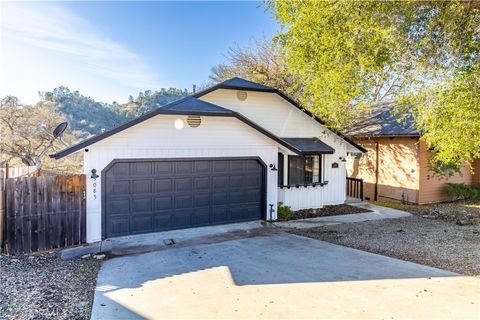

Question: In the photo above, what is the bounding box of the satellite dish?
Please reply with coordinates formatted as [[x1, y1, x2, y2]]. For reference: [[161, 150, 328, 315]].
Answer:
[[53, 122, 68, 138]]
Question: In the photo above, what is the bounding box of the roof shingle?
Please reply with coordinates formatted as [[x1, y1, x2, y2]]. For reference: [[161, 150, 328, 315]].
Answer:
[[346, 103, 420, 137]]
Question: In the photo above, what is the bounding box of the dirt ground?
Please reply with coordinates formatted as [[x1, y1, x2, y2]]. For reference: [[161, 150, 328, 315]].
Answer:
[[277, 204, 372, 221], [0, 251, 100, 320], [288, 202, 480, 276]]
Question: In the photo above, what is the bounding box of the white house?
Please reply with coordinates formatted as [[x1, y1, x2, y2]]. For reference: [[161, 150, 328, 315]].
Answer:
[[51, 78, 365, 243]]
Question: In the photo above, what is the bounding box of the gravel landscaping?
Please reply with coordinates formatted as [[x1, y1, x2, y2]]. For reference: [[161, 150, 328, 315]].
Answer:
[[0, 251, 100, 320], [288, 215, 480, 276], [277, 204, 372, 221], [373, 200, 480, 225]]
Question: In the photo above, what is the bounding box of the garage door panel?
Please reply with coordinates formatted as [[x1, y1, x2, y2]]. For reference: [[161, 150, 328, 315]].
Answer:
[[154, 196, 173, 210], [245, 174, 261, 187], [212, 206, 227, 222], [212, 192, 228, 205], [172, 209, 190, 227], [175, 177, 193, 191], [107, 162, 130, 178], [192, 208, 210, 225], [229, 206, 244, 220], [195, 177, 210, 189], [213, 176, 228, 188], [109, 216, 130, 235], [213, 161, 229, 172], [230, 175, 244, 187], [107, 199, 130, 214], [175, 161, 193, 174], [194, 193, 210, 206], [194, 161, 211, 173], [154, 179, 172, 192], [229, 190, 245, 204], [154, 162, 173, 174], [230, 160, 244, 171], [105, 158, 264, 238], [246, 160, 262, 171], [131, 215, 152, 233], [111, 180, 130, 195], [132, 198, 152, 212], [133, 179, 151, 194], [175, 194, 193, 208], [245, 189, 261, 202], [153, 214, 171, 230], [132, 162, 152, 176], [244, 205, 262, 219]]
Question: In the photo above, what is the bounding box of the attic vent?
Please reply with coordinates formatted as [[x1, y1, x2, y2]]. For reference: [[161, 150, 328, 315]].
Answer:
[[187, 116, 201, 128], [236, 90, 248, 101]]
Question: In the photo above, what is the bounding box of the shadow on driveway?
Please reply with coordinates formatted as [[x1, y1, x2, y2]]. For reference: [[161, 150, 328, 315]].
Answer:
[[91, 231, 479, 319]]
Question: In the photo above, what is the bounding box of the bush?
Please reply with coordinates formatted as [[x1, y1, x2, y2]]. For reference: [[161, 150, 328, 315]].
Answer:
[[277, 202, 294, 220], [445, 183, 479, 201]]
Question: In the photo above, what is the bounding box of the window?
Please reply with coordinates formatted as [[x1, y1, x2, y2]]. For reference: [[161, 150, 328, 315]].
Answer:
[[288, 155, 321, 185], [278, 153, 284, 186]]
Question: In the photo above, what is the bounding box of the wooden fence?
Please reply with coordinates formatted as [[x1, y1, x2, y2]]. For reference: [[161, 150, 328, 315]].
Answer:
[[346, 177, 364, 200], [2, 175, 86, 254]]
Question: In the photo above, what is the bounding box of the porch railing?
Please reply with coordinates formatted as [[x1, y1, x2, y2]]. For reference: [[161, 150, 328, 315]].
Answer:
[[346, 177, 363, 200]]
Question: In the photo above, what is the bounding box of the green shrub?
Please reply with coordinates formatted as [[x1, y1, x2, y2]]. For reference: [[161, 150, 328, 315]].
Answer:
[[277, 202, 294, 220], [445, 183, 479, 200]]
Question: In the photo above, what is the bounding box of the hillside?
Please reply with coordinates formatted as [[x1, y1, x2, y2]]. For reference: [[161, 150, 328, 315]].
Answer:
[[40, 87, 190, 138]]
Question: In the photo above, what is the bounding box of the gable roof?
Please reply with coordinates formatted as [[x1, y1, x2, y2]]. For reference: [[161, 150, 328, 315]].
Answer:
[[346, 103, 420, 137], [50, 96, 336, 159], [50, 77, 368, 159], [194, 77, 367, 153]]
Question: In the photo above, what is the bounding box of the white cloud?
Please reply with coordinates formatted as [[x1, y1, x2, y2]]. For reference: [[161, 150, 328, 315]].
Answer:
[[0, 2, 161, 103]]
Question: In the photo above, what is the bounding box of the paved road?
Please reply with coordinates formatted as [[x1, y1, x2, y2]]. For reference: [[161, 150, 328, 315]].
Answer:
[[91, 231, 480, 319]]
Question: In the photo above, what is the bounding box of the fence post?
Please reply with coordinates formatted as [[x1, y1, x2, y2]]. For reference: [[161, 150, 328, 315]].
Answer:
[[0, 176, 4, 252]]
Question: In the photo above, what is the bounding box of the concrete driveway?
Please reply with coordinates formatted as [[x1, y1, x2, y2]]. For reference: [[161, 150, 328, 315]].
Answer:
[[91, 230, 480, 319]]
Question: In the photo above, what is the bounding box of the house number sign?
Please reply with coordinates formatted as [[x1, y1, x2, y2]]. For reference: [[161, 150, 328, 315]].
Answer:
[[91, 169, 100, 200]]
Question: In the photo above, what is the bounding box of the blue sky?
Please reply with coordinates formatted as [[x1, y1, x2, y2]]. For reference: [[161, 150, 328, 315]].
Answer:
[[0, 1, 278, 104]]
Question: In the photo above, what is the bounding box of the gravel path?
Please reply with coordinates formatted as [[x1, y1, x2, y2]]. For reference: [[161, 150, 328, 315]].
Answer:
[[0, 252, 100, 320], [288, 216, 480, 276]]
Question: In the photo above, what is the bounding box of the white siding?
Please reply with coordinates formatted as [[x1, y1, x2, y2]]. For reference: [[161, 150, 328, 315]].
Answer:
[[200, 89, 348, 207], [199, 89, 351, 151], [84, 115, 279, 243], [278, 186, 324, 210]]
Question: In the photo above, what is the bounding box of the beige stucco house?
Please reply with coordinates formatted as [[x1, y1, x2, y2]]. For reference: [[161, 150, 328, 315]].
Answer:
[[346, 104, 479, 204]]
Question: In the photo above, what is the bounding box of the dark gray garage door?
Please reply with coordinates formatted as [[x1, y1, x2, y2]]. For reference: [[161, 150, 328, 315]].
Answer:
[[103, 158, 265, 238]]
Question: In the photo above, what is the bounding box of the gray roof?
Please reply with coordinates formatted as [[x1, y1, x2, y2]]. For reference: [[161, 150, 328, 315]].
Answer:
[[51, 77, 368, 159], [346, 103, 420, 137], [194, 78, 367, 153], [161, 96, 233, 113], [215, 77, 274, 91], [281, 138, 335, 154], [50, 96, 319, 159]]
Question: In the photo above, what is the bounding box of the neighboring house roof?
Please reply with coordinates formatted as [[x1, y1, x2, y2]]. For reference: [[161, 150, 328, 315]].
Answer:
[[281, 138, 335, 155], [346, 103, 420, 138], [194, 77, 367, 153], [50, 96, 336, 159]]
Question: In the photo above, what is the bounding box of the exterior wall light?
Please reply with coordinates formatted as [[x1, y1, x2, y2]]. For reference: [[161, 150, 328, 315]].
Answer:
[[269, 163, 278, 171], [90, 169, 99, 179]]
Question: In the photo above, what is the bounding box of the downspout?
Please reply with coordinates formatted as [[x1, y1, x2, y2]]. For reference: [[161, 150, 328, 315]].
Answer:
[[321, 154, 325, 207], [374, 141, 379, 202]]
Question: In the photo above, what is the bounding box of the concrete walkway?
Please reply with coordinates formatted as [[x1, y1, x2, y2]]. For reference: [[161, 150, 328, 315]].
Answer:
[[273, 202, 412, 229], [91, 231, 479, 320]]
